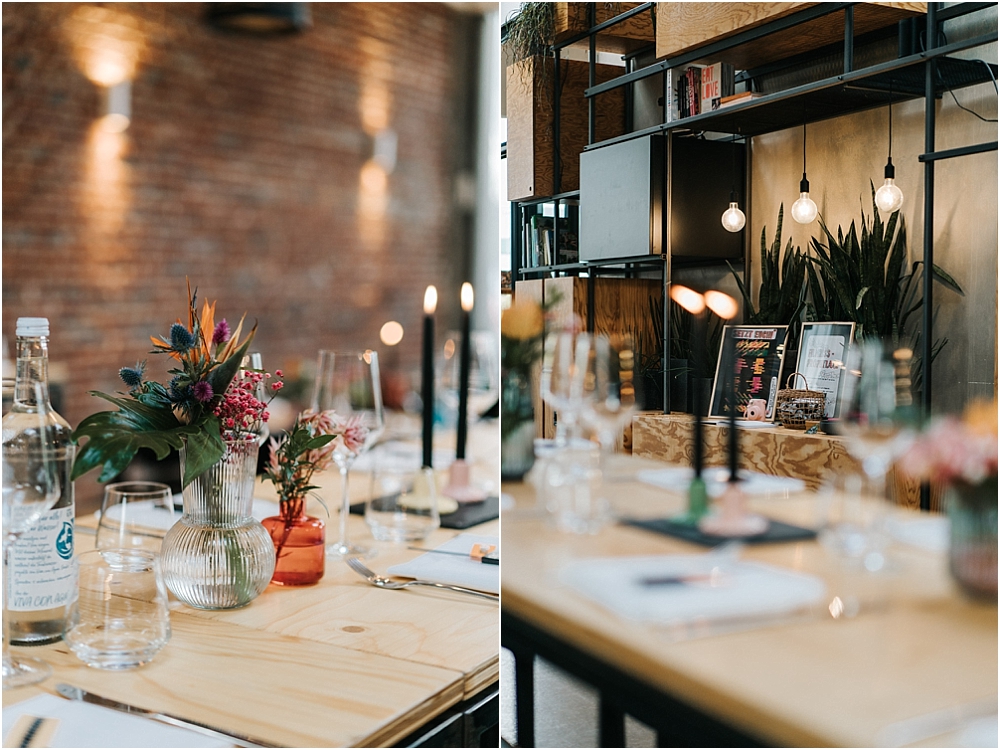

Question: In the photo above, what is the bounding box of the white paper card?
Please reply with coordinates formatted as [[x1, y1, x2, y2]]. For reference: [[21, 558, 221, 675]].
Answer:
[[638, 467, 806, 498], [2, 694, 232, 748], [387, 533, 499, 594], [560, 555, 825, 624]]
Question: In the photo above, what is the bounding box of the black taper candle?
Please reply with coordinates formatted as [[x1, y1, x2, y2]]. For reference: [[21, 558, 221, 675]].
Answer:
[[726, 326, 739, 482], [456, 283, 474, 460], [422, 286, 437, 469], [692, 310, 706, 478]]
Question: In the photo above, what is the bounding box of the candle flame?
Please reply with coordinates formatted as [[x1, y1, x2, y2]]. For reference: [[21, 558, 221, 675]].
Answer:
[[461, 282, 474, 312], [704, 290, 738, 320], [670, 285, 705, 314], [423, 285, 438, 314]]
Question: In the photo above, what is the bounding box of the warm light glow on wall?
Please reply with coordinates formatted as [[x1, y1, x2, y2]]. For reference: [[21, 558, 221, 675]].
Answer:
[[83, 123, 131, 251], [356, 36, 394, 258], [64, 5, 143, 86]]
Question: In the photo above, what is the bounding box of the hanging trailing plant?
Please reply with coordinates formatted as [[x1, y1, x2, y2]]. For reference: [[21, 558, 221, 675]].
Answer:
[[503, 2, 555, 65]]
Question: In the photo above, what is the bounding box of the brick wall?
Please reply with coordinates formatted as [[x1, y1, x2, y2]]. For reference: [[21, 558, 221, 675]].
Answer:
[[3, 3, 478, 506]]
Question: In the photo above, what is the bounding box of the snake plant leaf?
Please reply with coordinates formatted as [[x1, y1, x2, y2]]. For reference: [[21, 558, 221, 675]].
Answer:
[[931, 264, 965, 296], [855, 286, 870, 310]]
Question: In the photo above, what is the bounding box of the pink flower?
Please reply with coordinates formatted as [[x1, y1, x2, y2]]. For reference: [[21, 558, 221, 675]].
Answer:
[[212, 319, 231, 345], [192, 381, 214, 403], [338, 415, 369, 455]]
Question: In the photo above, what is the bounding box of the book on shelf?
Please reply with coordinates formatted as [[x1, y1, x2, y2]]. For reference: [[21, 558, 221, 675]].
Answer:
[[700, 62, 736, 113], [718, 90, 764, 109], [529, 214, 554, 266]]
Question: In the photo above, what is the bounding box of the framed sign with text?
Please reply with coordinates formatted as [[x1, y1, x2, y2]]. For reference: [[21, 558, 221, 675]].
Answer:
[[795, 322, 855, 418], [709, 325, 788, 420]]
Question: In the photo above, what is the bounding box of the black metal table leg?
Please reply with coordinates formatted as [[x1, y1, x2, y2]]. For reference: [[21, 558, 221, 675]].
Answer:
[[599, 695, 626, 747]]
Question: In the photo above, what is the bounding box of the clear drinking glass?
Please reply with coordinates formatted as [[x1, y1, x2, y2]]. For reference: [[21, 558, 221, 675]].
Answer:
[[311, 350, 385, 559], [2, 384, 66, 688], [539, 331, 592, 446], [440, 330, 500, 429], [366, 461, 440, 542], [97, 481, 176, 553], [64, 548, 171, 670], [836, 339, 917, 499]]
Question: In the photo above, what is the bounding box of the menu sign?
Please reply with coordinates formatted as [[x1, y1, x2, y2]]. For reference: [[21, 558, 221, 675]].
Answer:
[[796, 322, 855, 418], [709, 325, 788, 420]]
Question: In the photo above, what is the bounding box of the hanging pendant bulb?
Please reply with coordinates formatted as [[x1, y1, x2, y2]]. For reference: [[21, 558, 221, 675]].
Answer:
[[875, 158, 904, 213], [721, 191, 746, 232], [791, 174, 818, 224], [791, 123, 817, 224], [875, 89, 903, 214]]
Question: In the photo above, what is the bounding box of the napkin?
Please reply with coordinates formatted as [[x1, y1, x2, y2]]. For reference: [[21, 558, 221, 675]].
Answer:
[[387, 533, 499, 594], [2, 694, 231, 748], [884, 514, 950, 552], [560, 554, 825, 624], [638, 467, 806, 498]]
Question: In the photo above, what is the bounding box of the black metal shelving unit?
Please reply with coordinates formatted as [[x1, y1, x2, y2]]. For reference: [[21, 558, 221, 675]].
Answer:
[[508, 4, 998, 508]]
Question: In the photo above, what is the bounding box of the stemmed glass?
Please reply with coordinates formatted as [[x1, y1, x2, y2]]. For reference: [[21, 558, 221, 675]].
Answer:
[[580, 333, 643, 464], [539, 331, 592, 446], [2, 385, 67, 688], [311, 350, 385, 560], [829, 339, 917, 578]]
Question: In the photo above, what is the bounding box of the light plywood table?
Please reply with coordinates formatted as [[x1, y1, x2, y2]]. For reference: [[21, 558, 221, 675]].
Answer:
[[502, 454, 997, 748], [3, 423, 500, 748]]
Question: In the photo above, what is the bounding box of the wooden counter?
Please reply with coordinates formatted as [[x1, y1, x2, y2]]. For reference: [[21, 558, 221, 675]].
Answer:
[[501, 455, 996, 747], [632, 412, 934, 510]]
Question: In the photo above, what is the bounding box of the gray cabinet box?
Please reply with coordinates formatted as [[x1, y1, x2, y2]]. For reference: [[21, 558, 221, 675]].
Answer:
[[579, 134, 745, 262]]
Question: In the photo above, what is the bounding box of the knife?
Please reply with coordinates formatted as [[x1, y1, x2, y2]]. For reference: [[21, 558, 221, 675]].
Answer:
[[55, 683, 278, 748]]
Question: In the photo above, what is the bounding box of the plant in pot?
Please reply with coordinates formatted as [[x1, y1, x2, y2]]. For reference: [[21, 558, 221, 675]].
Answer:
[[637, 294, 724, 414], [261, 409, 354, 586], [728, 203, 810, 356], [805, 185, 964, 394], [898, 399, 997, 599]]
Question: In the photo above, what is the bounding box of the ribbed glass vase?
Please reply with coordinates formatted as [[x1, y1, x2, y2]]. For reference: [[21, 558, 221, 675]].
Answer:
[[160, 437, 275, 609]]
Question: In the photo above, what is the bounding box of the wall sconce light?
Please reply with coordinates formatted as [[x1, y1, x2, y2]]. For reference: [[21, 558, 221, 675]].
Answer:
[[102, 79, 131, 133], [372, 128, 397, 174], [207, 3, 311, 34]]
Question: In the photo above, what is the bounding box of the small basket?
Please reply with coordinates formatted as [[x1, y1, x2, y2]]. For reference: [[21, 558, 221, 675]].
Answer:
[[775, 372, 826, 430]]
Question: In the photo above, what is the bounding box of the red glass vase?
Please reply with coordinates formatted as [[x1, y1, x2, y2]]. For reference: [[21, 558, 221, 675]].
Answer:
[[262, 498, 325, 586]]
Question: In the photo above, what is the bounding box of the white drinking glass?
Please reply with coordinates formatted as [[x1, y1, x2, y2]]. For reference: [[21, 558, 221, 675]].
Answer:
[[311, 350, 385, 559], [365, 457, 440, 542]]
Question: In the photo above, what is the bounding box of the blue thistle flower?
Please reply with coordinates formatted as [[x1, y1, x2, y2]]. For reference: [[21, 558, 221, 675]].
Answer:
[[168, 376, 190, 403], [118, 361, 146, 390], [169, 323, 196, 353]]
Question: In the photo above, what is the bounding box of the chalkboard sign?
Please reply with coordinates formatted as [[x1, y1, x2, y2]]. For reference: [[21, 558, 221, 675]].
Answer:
[[709, 325, 788, 420], [795, 322, 855, 419]]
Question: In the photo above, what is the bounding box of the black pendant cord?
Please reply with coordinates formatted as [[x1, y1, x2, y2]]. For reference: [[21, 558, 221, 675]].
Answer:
[[802, 121, 807, 175], [888, 78, 894, 161]]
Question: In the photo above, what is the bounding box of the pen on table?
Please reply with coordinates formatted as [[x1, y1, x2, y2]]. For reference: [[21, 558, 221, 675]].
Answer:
[[407, 547, 499, 565]]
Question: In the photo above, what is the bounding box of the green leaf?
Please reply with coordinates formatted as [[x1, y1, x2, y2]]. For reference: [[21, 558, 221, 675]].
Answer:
[[855, 286, 870, 310], [931, 264, 965, 296], [206, 326, 257, 398], [180, 416, 225, 488]]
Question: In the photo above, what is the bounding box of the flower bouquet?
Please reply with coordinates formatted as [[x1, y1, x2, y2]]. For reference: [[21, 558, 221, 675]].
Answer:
[[899, 399, 998, 598], [261, 410, 366, 585], [72, 282, 282, 609], [500, 298, 546, 480]]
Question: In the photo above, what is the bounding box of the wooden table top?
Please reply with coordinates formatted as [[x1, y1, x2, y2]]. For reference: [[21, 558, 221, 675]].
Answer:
[[502, 454, 997, 748], [3, 423, 500, 748]]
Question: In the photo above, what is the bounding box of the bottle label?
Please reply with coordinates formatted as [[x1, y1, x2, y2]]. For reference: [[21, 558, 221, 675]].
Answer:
[[7, 505, 76, 611]]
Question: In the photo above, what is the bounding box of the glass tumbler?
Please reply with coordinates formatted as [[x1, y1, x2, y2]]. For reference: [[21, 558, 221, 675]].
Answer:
[[63, 548, 171, 670], [96, 481, 176, 553], [366, 465, 441, 542]]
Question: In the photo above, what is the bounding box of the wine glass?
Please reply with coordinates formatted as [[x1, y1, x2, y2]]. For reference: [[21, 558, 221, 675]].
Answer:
[[311, 350, 385, 560], [2, 384, 66, 688], [539, 331, 592, 446], [580, 333, 643, 454], [831, 339, 916, 577]]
